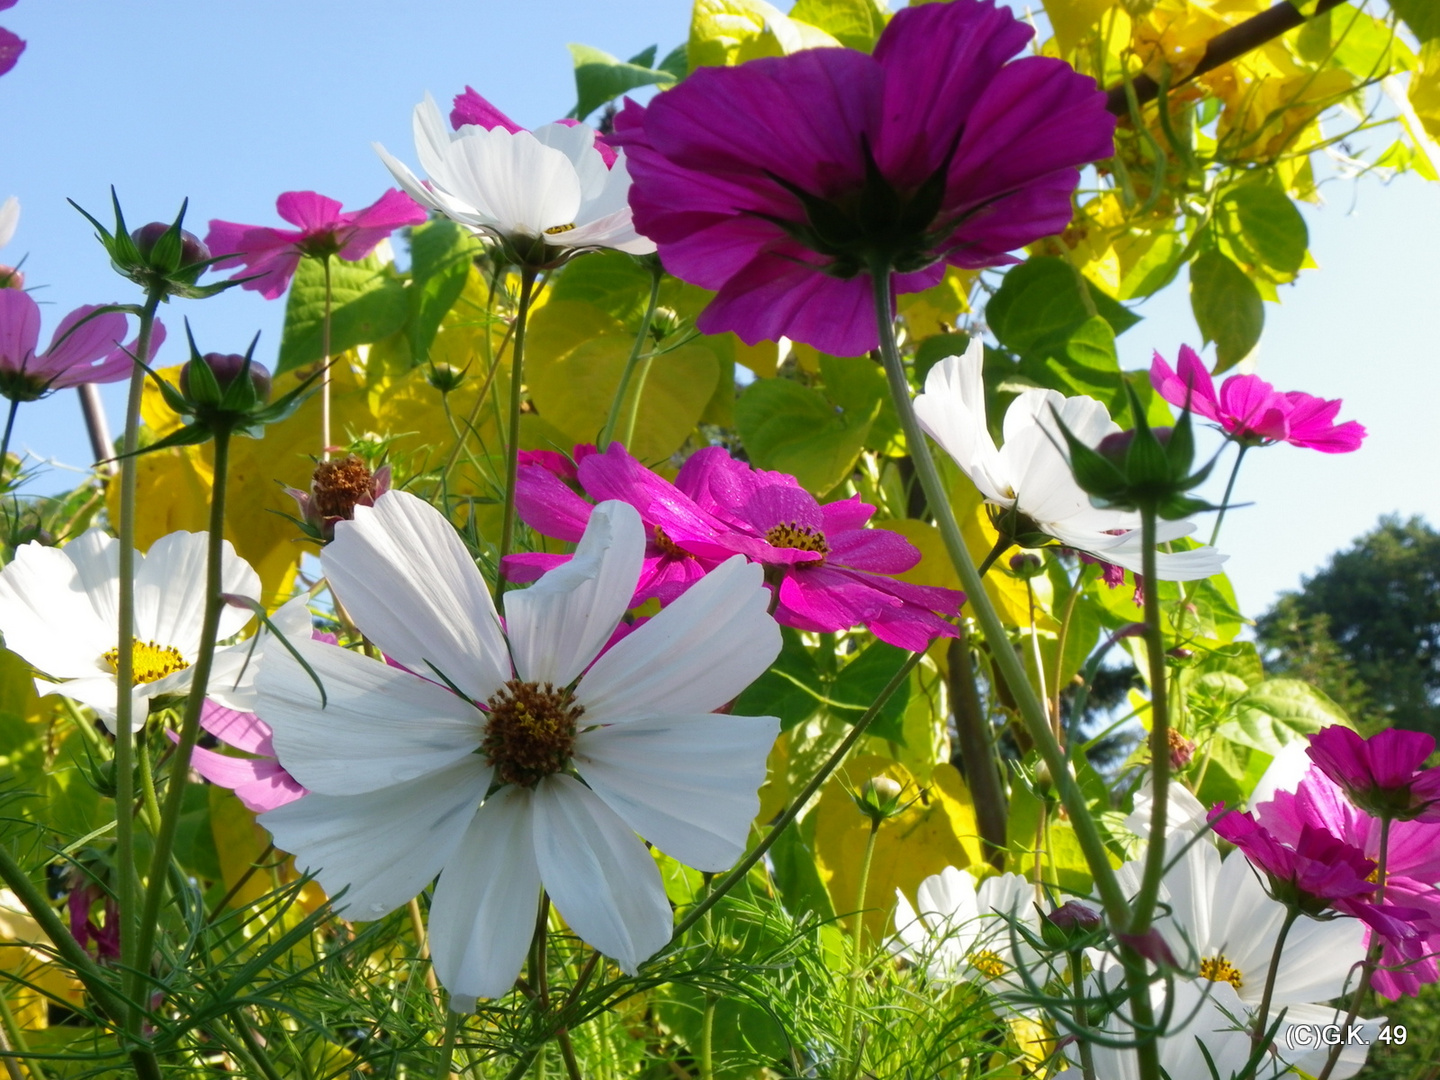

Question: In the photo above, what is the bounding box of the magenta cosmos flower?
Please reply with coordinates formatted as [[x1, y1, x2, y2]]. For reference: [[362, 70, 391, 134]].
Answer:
[[178, 701, 307, 814], [1307, 725, 1440, 823], [0, 0, 24, 79], [610, 0, 1114, 356], [1257, 762, 1440, 998], [0, 290, 136, 402], [450, 87, 619, 168], [205, 190, 427, 301], [507, 444, 964, 651], [1150, 345, 1365, 453]]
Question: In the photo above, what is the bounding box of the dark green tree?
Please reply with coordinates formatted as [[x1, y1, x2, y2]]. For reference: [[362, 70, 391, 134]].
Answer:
[[1257, 516, 1440, 738]]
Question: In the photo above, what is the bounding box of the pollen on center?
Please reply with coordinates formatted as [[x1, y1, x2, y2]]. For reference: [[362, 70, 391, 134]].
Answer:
[[103, 638, 190, 685], [1199, 953, 1243, 990], [764, 520, 829, 563], [652, 525, 692, 560], [967, 948, 1007, 980], [481, 678, 584, 788]]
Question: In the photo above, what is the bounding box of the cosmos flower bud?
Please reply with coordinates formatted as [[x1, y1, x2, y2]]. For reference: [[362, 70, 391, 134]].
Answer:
[[426, 362, 468, 394], [854, 774, 906, 825], [181, 352, 272, 404], [1008, 552, 1044, 579], [1041, 900, 1103, 948], [0, 265, 22, 290], [131, 221, 211, 269]]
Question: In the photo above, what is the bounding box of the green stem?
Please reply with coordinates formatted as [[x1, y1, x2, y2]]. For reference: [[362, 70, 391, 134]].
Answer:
[[321, 253, 333, 460], [1069, 949, 1097, 1080], [1315, 816, 1391, 1080], [866, 265, 1128, 926], [598, 264, 662, 449], [0, 397, 20, 491], [135, 737, 162, 834], [1209, 444, 1248, 547], [668, 649, 923, 943], [0, 982, 46, 1080], [114, 289, 162, 1039], [496, 268, 538, 590], [1128, 510, 1171, 936], [439, 1008, 460, 1079], [130, 427, 233, 1015], [1252, 905, 1300, 1046], [841, 820, 881, 1080], [618, 353, 655, 452]]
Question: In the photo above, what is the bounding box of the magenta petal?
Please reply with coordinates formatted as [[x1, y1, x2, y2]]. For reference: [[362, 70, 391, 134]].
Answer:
[[820, 495, 875, 534], [1218, 373, 1285, 439], [1283, 392, 1366, 452], [777, 568, 891, 633], [634, 555, 711, 606], [451, 86, 525, 133], [78, 317, 169, 388], [577, 444, 721, 541], [190, 745, 306, 813], [204, 219, 256, 261], [500, 552, 572, 584], [514, 463, 591, 541], [0, 288, 42, 369], [0, 27, 24, 78], [39, 305, 129, 386], [1151, 345, 1223, 424], [867, 606, 957, 651], [825, 528, 919, 574], [741, 483, 823, 535], [699, 254, 879, 355], [200, 700, 276, 756], [276, 191, 346, 233]]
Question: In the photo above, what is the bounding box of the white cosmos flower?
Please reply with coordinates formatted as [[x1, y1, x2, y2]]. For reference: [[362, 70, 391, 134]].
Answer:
[[913, 338, 1226, 581], [892, 866, 1043, 1009], [255, 490, 780, 1010], [0, 197, 17, 252], [376, 94, 655, 260], [0, 530, 260, 728]]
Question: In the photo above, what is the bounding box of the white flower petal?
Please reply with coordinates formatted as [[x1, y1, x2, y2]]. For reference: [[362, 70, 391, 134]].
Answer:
[[208, 595, 315, 712], [258, 636, 486, 796], [532, 122, 609, 202], [913, 338, 1010, 503], [531, 774, 671, 974], [1271, 1003, 1386, 1080], [64, 530, 121, 629], [504, 500, 643, 687], [428, 786, 541, 1005], [0, 540, 112, 679], [134, 532, 259, 654], [259, 757, 488, 921], [578, 556, 780, 722], [1002, 389, 1117, 528], [1049, 522, 1226, 580], [573, 712, 778, 871], [323, 490, 509, 704], [56, 676, 126, 723], [376, 142, 449, 215], [452, 126, 581, 238], [0, 197, 17, 250]]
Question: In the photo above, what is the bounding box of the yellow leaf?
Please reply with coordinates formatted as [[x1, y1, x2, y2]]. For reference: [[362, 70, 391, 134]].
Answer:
[[897, 267, 975, 339], [812, 753, 983, 940], [1042, 0, 1112, 55], [733, 337, 779, 379], [689, 0, 841, 68]]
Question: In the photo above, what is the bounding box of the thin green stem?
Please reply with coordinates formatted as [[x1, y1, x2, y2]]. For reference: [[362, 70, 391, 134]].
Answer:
[[321, 253, 333, 460], [1069, 949, 1097, 1080], [131, 427, 233, 1013], [497, 268, 538, 590], [865, 265, 1129, 926], [0, 397, 20, 490], [1128, 510, 1171, 936], [1252, 906, 1300, 1045], [699, 995, 715, 1080], [440, 1008, 461, 1079], [1208, 444, 1249, 547], [599, 264, 662, 448], [114, 289, 162, 1038], [668, 649, 923, 943], [135, 737, 162, 834], [841, 820, 881, 1080], [0, 983, 45, 1080], [618, 353, 655, 451]]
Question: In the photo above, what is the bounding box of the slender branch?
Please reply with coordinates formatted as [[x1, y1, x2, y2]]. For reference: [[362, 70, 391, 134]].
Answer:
[[1128, 510, 1171, 936], [76, 384, 116, 475], [948, 629, 1006, 867], [1209, 444, 1249, 547], [496, 267, 538, 590], [1252, 906, 1300, 1044], [320, 253, 333, 460], [1104, 0, 1349, 115], [598, 263, 662, 449], [0, 398, 20, 490]]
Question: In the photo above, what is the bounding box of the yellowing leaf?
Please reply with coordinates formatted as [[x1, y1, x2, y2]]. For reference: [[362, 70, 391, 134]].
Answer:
[[897, 268, 975, 339], [689, 0, 842, 68]]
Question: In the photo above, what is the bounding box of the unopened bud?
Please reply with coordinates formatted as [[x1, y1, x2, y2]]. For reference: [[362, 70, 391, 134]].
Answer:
[[0, 265, 23, 290], [181, 352, 272, 403], [1008, 552, 1044, 579], [854, 774, 905, 824], [1096, 426, 1173, 465], [427, 362, 468, 394], [1167, 729, 1196, 770], [1041, 900, 1103, 948], [131, 221, 210, 266]]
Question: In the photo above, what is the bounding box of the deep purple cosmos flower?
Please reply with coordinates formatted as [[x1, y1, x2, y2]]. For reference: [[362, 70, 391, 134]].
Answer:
[[0, 289, 141, 402], [1307, 726, 1440, 823], [0, 0, 24, 79], [610, 0, 1114, 356], [206, 190, 427, 301], [1150, 345, 1366, 453], [507, 444, 963, 650]]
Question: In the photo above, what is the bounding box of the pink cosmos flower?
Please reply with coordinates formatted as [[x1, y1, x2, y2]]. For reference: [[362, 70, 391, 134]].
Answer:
[[1307, 726, 1440, 823], [1150, 345, 1366, 452], [0, 1, 24, 79], [0, 290, 137, 402], [1258, 764, 1440, 998], [610, 0, 1114, 356], [176, 701, 307, 814], [508, 444, 964, 650], [205, 190, 427, 301], [451, 87, 619, 168]]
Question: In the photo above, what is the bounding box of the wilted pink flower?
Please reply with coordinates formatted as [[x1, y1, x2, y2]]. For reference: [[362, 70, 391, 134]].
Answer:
[[611, 0, 1114, 356], [451, 86, 619, 167], [206, 190, 427, 300], [285, 455, 392, 543], [1150, 345, 1366, 453], [68, 881, 120, 962], [0, 290, 138, 402], [0, 1, 24, 79], [1307, 726, 1440, 823], [175, 701, 306, 813]]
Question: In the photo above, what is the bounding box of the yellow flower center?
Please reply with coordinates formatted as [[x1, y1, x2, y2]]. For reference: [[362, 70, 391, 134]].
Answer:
[[544, 223, 577, 235], [481, 679, 584, 788], [103, 639, 189, 685], [764, 521, 829, 564], [1199, 954, 1243, 990], [968, 949, 1007, 980], [652, 525, 692, 560]]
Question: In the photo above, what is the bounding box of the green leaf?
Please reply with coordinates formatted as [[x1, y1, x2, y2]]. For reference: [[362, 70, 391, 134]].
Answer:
[[789, 0, 887, 51], [913, 331, 970, 386], [567, 43, 677, 121], [829, 638, 912, 744], [1391, 0, 1440, 44], [408, 219, 480, 366], [1215, 678, 1351, 755], [1189, 250, 1263, 373], [657, 43, 688, 79], [735, 376, 879, 495], [1218, 183, 1308, 277], [688, 0, 841, 68], [987, 257, 1139, 360], [732, 627, 825, 731], [819, 353, 897, 448], [276, 253, 409, 375]]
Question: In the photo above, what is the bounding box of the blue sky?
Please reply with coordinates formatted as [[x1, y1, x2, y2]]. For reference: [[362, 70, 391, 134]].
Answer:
[[1, 0, 1436, 617]]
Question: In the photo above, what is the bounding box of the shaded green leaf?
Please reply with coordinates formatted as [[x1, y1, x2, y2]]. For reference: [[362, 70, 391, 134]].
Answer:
[[735, 377, 879, 496], [277, 254, 409, 375], [1189, 250, 1263, 373], [408, 219, 480, 365], [568, 43, 677, 121]]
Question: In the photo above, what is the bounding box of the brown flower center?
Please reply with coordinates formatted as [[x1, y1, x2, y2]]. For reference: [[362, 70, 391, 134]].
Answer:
[[311, 455, 375, 519], [103, 639, 189, 685], [652, 525, 692, 560], [764, 521, 829, 564], [1199, 954, 1243, 990], [481, 679, 583, 788]]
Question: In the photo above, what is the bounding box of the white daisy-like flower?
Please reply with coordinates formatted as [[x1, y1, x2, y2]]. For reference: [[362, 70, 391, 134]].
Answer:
[[255, 490, 781, 1010], [0, 530, 260, 728], [892, 866, 1043, 1008], [375, 94, 655, 261], [912, 338, 1226, 580]]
